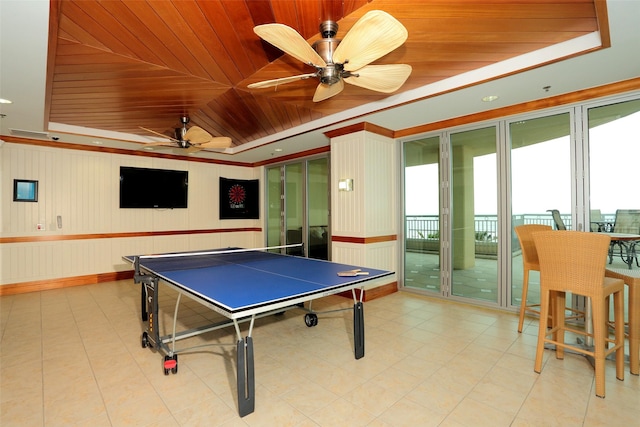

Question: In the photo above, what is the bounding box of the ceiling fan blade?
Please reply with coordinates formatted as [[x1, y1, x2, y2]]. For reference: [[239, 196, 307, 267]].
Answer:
[[344, 64, 412, 93], [313, 80, 344, 102], [193, 137, 233, 149], [254, 23, 327, 67], [248, 73, 317, 89], [185, 145, 204, 154], [332, 10, 408, 72], [183, 126, 213, 144], [139, 126, 179, 143]]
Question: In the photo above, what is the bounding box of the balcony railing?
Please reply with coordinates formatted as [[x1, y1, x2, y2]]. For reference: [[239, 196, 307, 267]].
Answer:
[[405, 213, 616, 257]]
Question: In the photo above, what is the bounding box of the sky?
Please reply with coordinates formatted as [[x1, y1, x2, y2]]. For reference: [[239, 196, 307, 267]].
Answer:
[[406, 110, 640, 216]]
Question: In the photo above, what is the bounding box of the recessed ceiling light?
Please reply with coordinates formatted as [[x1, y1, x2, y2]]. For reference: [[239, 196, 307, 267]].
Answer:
[[92, 140, 103, 145], [482, 95, 499, 102], [0, 98, 12, 104], [274, 148, 283, 152]]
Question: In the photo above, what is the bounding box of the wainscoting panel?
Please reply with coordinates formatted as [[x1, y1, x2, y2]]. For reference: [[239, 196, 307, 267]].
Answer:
[[1, 143, 262, 288]]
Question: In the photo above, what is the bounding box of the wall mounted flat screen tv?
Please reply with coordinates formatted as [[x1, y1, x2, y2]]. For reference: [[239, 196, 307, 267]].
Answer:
[[120, 166, 188, 209]]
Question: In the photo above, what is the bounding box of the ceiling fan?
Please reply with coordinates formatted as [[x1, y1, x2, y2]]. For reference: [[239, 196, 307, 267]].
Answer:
[[140, 116, 232, 153], [248, 10, 412, 102]]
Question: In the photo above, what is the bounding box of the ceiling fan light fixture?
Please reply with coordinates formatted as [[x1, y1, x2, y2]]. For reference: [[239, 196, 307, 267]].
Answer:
[[319, 65, 343, 85]]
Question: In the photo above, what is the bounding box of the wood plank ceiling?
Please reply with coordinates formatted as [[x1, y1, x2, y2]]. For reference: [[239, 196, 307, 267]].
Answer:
[[45, 0, 600, 150]]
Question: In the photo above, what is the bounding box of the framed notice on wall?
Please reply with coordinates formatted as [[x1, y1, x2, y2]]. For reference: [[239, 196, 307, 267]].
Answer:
[[219, 177, 259, 219], [13, 179, 38, 202]]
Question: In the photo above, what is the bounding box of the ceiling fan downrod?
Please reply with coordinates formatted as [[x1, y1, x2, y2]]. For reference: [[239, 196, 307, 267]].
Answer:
[[175, 116, 191, 147]]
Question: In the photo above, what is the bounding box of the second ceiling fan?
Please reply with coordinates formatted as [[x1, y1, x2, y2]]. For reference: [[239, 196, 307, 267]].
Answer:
[[140, 117, 232, 153], [248, 10, 412, 102]]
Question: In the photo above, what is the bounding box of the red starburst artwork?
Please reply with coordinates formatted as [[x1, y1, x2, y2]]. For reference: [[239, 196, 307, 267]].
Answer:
[[220, 177, 259, 219], [228, 184, 246, 205]]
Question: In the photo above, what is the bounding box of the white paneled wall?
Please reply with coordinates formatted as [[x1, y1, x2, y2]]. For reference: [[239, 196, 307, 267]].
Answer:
[[363, 133, 398, 236], [331, 132, 366, 237], [332, 241, 396, 274], [0, 143, 262, 286], [330, 129, 399, 280], [330, 131, 398, 237]]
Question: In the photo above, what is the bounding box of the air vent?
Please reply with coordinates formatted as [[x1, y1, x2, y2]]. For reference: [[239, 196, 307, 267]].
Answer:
[[9, 128, 49, 139]]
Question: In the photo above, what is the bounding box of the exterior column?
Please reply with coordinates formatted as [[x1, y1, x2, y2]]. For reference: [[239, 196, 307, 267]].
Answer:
[[451, 144, 475, 270]]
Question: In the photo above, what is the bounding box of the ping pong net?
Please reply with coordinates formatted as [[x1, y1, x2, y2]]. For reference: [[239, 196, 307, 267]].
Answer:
[[131, 245, 303, 273]]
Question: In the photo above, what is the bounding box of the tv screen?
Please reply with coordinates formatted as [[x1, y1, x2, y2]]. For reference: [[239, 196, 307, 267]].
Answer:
[[120, 166, 188, 209]]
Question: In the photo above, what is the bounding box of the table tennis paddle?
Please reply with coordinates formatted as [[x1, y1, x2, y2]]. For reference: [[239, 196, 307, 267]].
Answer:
[[337, 269, 370, 277]]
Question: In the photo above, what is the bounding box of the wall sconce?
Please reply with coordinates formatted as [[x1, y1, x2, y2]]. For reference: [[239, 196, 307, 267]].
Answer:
[[338, 178, 353, 192]]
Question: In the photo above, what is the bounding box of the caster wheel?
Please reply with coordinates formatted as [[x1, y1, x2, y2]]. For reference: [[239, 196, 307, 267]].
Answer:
[[304, 313, 318, 327], [141, 332, 149, 348], [164, 355, 178, 375]]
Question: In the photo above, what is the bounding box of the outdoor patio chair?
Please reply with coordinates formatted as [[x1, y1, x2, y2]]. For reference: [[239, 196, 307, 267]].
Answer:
[[533, 230, 625, 398], [611, 209, 640, 234], [609, 209, 640, 267], [547, 209, 567, 230], [590, 209, 612, 232]]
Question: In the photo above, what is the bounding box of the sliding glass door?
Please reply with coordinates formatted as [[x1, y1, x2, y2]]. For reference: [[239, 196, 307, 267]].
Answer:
[[449, 126, 499, 303], [266, 157, 329, 259], [403, 125, 501, 304], [586, 98, 640, 235], [509, 113, 572, 309], [404, 136, 441, 293], [307, 158, 329, 259], [402, 93, 640, 310]]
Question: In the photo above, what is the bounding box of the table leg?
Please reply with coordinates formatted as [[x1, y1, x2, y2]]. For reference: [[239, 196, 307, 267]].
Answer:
[[624, 242, 633, 269], [141, 283, 148, 321], [236, 336, 255, 416], [146, 278, 160, 348], [354, 301, 364, 359]]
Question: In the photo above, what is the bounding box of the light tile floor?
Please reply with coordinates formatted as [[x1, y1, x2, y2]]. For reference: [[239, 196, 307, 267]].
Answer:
[[1, 280, 639, 426]]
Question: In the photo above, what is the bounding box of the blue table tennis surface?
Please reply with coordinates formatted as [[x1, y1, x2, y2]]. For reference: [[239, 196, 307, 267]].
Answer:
[[126, 250, 392, 313]]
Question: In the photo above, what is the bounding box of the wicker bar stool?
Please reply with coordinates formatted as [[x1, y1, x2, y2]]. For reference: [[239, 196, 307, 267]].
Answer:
[[515, 224, 552, 333], [514, 225, 584, 333], [532, 230, 625, 398]]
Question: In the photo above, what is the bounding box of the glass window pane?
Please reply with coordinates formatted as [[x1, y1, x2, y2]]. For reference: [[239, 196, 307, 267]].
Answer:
[[308, 158, 329, 260], [588, 99, 640, 269], [510, 113, 571, 308], [285, 163, 304, 256], [450, 126, 498, 303], [266, 167, 282, 249], [404, 136, 441, 292]]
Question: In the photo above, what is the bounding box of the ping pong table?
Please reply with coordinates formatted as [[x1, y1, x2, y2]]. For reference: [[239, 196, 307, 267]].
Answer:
[[124, 247, 393, 417]]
